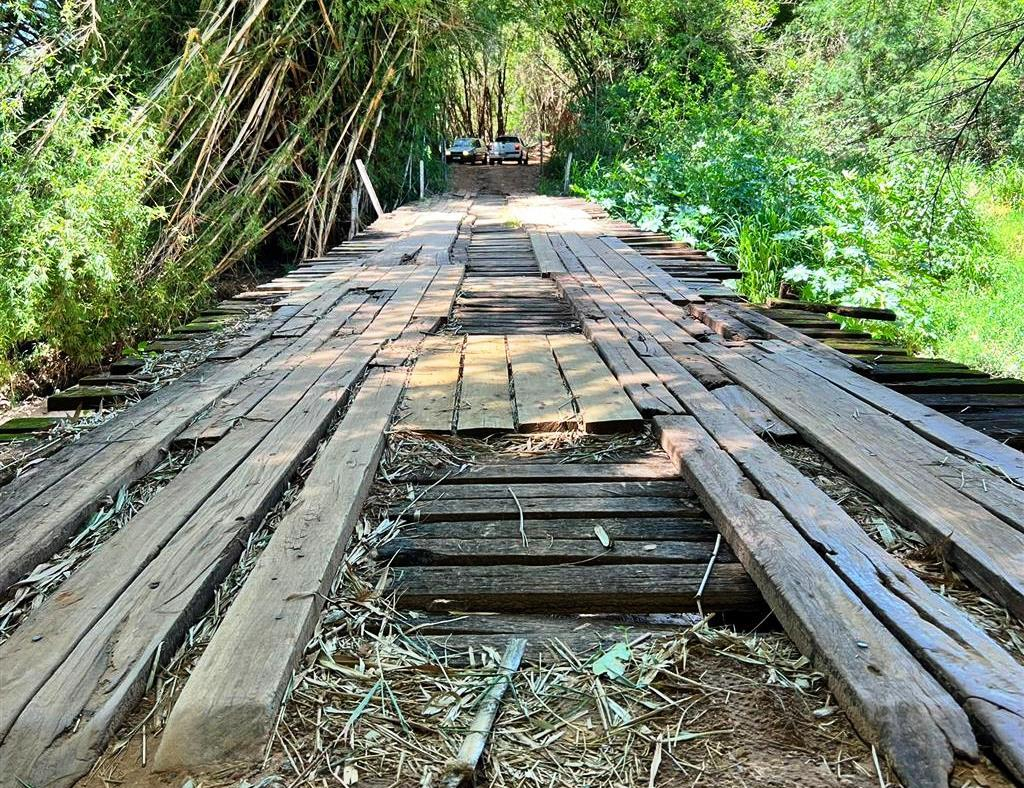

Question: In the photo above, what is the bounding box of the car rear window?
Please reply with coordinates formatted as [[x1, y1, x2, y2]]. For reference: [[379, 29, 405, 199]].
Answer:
[[454, 138, 472, 144], [496, 136, 521, 143]]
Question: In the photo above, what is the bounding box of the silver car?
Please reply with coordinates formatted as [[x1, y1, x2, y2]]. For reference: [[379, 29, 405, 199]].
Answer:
[[489, 135, 528, 165], [445, 137, 488, 164]]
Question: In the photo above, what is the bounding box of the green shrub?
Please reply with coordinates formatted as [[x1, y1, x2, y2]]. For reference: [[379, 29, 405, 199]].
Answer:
[[0, 58, 207, 390]]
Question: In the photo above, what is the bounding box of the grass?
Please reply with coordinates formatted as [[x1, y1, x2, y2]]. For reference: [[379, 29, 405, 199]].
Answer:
[[926, 194, 1024, 380]]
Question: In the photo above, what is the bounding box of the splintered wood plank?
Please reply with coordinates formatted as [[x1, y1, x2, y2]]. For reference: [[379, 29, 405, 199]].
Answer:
[[155, 369, 406, 771], [548, 334, 642, 433], [390, 563, 762, 613], [655, 416, 975, 787], [706, 344, 1024, 617], [400, 517, 716, 542], [712, 385, 797, 440], [377, 537, 734, 566], [507, 335, 575, 431], [397, 495, 701, 522], [397, 457, 675, 484], [456, 335, 514, 434], [399, 336, 464, 433], [652, 359, 1024, 783], [411, 480, 688, 500]]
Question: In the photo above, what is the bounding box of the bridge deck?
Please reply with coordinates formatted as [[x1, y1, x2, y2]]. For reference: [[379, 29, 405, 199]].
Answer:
[[0, 177, 1022, 788]]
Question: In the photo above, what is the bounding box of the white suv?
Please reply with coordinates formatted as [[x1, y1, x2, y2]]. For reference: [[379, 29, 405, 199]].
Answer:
[[489, 135, 528, 165]]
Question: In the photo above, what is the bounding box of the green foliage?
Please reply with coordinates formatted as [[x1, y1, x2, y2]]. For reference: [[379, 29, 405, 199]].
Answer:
[[554, 0, 1024, 378], [0, 53, 195, 388], [0, 0, 479, 392], [928, 183, 1024, 378]]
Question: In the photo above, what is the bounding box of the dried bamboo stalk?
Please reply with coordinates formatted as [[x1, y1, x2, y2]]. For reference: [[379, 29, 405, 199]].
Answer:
[[441, 637, 527, 787]]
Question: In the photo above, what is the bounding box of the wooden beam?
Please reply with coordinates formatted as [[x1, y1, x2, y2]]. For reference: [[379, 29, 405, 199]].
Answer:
[[391, 563, 762, 614], [705, 345, 1024, 617], [655, 416, 974, 787], [156, 369, 405, 770], [507, 334, 575, 431], [651, 359, 1024, 783], [548, 334, 642, 433]]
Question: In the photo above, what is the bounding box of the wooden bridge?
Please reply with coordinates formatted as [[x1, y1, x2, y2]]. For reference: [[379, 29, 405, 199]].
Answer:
[[1, 170, 1022, 788]]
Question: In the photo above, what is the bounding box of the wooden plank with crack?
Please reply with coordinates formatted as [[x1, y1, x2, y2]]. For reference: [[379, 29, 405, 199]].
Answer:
[[581, 321, 681, 416], [651, 358, 1024, 783], [704, 344, 1024, 618], [399, 335, 465, 433], [396, 456, 675, 484], [154, 369, 406, 771], [456, 335, 514, 434], [399, 495, 701, 522], [391, 563, 762, 613], [654, 415, 975, 787], [0, 337, 369, 745], [377, 536, 735, 566], [507, 334, 576, 431], [548, 334, 642, 433], [399, 516, 716, 542], [410, 480, 688, 500], [712, 384, 797, 440]]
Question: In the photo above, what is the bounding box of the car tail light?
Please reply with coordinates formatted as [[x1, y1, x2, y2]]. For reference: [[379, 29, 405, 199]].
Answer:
[[514, 144, 521, 150]]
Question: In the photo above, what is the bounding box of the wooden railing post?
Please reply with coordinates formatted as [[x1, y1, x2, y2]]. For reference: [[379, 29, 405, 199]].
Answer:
[[348, 186, 361, 240], [355, 158, 384, 219], [562, 151, 573, 195]]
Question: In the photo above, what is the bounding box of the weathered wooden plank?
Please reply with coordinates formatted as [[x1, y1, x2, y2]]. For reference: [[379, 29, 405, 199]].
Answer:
[[397, 495, 701, 522], [411, 480, 688, 500], [391, 563, 762, 613], [712, 384, 797, 440], [581, 320, 681, 416], [530, 231, 567, 275], [456, 335, 514, 434], [548, 334, 642, 433], [377, 536, 733, 566], [0, 333, 372, 745], [655, 416, 975, 787], [398, 336, 464, 433], [412, 264, 465, 320], [0, 342, 379, 787], [507, 334, 576, 431], [773, 343, 1024, 484], [396, 457, 676, 484], [398, 516, 716, 542], [0, 269, 441, 787], [715, 300, 870, 372], [767, 298, 897, 321], [658, 341, 732, 388], [653, 361, 1024, 783], [0, 337, 295, 595], [600, 237, 704, 302], [706, 345, 1024, 617], [155, 369, 405, 771]]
